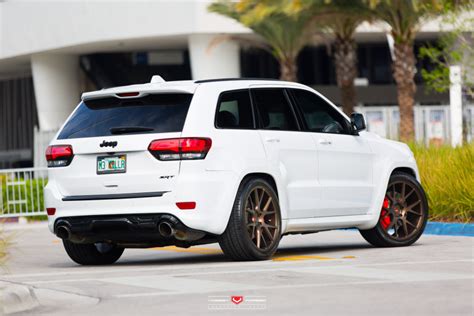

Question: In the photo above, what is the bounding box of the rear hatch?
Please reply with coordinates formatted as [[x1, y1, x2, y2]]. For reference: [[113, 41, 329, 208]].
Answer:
[[50, 93, 192, 197]]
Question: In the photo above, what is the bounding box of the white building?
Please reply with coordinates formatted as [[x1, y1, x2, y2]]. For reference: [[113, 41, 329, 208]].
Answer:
[[0, 0, 468, 167]]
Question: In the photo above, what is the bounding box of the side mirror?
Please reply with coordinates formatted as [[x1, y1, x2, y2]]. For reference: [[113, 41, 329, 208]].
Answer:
[[351, 112, 366, 133]]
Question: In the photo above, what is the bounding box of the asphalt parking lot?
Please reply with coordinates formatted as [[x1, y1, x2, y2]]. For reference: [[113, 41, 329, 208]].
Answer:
[[1, 223, 472, 316]]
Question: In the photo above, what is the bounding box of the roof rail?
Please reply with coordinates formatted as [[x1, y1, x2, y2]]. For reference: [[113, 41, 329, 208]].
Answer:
[[194, 78, 281, 84]]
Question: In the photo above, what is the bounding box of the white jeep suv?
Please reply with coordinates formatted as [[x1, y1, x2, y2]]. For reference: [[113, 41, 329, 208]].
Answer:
[[45, 77, 428, 265]]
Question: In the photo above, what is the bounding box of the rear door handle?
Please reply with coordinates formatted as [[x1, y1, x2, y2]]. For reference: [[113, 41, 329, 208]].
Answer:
[[318, 139, 332, 145], [265, 138, 280, 143]]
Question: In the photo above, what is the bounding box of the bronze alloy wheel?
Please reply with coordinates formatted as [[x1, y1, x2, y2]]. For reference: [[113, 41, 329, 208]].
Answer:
[[219, 177, 282, 260], [360, 173, 428, 247], [379, 179, 426, 241], [244, 186, 280, 250]]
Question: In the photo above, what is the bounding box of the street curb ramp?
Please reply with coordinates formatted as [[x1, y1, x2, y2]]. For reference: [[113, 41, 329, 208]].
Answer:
[[0, 280, 100, 315], [0, 281, 39, 315]]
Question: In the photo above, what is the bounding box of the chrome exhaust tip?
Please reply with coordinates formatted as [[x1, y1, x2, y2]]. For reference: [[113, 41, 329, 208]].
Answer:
[[158, 221, 175, 238]]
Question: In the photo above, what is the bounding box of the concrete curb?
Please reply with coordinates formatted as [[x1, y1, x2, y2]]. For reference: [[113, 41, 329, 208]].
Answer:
[[0, 281, 39, 315], [0, 280, 100, 315], [340, 221, 474, 237], [424, 221, 474, 237]]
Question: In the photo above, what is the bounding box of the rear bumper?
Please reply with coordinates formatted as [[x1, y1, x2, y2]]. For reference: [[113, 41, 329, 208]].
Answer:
[[45, 170, 240, 236], [54, 213, 213, 246]]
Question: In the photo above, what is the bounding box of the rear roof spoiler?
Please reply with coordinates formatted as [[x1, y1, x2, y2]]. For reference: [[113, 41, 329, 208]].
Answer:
[[81, 84, 196, 102]]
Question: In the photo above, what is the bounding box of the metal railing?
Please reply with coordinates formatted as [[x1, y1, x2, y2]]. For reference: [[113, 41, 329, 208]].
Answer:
[[0, 167, 48, 217], [355, 104, 474, 145]]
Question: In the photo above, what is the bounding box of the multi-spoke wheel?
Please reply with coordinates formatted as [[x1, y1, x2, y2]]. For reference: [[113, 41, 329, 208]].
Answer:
[[245, 186, 280, 250], [219, 177, 281, 260], [360, 172, 428, 247]]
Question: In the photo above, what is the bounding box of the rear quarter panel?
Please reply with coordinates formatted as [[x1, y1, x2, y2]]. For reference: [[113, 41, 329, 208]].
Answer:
[[179, 83, 288, 234]]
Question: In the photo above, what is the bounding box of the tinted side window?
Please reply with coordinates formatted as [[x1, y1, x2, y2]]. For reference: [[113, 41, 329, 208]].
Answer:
[[291, 89, 350, 134], [251, 89, 298, 131], [215, 90, 254, 129], [58, 94, 192, 139]]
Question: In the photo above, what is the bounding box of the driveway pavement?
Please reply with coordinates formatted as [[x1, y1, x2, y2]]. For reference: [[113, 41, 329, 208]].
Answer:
[[1, 223, 472, 315]]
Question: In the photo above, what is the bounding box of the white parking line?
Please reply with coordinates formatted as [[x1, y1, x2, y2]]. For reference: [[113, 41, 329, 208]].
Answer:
[[104, 275, 258, 293], [290, 266, 471, 282], [113, 275, 474, 299], [15, 258, 473, 286]]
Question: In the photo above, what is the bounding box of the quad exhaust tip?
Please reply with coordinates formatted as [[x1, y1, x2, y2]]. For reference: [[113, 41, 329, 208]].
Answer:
[[56, 225, 71, 240], [158, 221, 175, 238], [55, 217, 205, 242]]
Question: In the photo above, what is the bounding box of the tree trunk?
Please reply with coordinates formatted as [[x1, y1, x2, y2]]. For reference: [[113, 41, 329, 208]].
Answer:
[[393, 42, 416, 142], [334, 36, 357, 115], [279, 57, 298, 82]]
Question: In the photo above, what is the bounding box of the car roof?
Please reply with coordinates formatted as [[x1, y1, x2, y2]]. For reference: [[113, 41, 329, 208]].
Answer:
[[81, 77, 308, 101]]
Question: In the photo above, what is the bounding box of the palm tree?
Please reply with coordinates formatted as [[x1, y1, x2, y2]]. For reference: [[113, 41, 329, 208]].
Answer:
[[328, 2, 374, 115], [331, 17, 360, 115], [211, 0, 370, 114], [286, 0, 372, 114], [209, 0, 317, 81], [366, 0, 462, 141]]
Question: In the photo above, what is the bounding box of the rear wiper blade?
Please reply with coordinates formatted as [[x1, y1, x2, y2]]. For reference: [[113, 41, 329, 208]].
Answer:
[[109, 126, 155, 135]]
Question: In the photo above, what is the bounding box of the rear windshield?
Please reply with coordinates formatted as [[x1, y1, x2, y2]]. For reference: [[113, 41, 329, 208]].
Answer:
[[57, 93, 192, 139]]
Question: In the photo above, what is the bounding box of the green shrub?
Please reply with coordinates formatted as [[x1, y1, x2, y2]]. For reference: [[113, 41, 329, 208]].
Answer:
[[410, 143, 474, 222], [1, 177, 47, 216]]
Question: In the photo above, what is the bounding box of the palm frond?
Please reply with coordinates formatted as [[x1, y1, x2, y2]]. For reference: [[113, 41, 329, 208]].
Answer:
[[364, 0, 469, 43], [209, 0, 316, 61]]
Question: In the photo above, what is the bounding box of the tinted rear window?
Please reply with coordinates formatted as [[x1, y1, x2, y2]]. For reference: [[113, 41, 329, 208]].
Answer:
[[252, 89, 299, 131], [57, 94, 192, 139], [215, 90, 254, 129]]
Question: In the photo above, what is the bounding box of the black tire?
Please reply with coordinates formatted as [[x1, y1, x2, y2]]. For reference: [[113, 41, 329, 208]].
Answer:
[[63, 240, 124, 265], [360, 172, 428, 247], [219, 177, 282, 261]]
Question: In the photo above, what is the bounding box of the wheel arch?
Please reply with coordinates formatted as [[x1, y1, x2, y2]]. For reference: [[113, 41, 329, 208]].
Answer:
[[240, 172, 279, 197], [235, 172, 288, 226], [391, 167, 417, 179], [359, 163, 420, 230]]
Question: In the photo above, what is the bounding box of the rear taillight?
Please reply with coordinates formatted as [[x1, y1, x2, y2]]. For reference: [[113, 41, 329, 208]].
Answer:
[[45, 145, 74, 167], [148, 138, 212, 161]]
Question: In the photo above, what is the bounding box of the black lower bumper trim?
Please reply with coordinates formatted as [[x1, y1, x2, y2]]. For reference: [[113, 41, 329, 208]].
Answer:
[[62, 191, 168, 201], [54, 213, 213, 247]]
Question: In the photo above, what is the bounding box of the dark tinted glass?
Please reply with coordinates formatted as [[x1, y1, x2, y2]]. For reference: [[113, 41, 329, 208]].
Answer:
[[57, 94, 192, 139], [291, 89, 349, 134], [252, 89, 298, 131], [216, 90, 254, 129]]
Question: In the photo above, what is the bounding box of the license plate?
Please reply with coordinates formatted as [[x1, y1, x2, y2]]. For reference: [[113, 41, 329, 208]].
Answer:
[[97, 155, 126, 174]]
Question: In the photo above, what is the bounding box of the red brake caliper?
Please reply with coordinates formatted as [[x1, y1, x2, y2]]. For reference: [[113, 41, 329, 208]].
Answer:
[[380, 197, 391, 230]]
